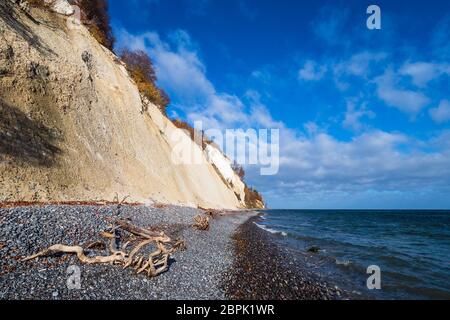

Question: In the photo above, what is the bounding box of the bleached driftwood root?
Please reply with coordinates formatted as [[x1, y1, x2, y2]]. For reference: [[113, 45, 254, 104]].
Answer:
[[22, 220, 186, 278], [193, 214, 210, 231]]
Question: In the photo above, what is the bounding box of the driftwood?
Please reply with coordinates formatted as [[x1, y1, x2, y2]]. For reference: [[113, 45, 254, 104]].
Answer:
[[193, 214, 210, 231], [22, 220, 185, 278], [117, 220, 170, 241], [198, 206, 222, 217]]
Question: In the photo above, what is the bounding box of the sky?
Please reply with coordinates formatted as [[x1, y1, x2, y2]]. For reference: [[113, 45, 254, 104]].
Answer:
[[109, 0, 450, 209]]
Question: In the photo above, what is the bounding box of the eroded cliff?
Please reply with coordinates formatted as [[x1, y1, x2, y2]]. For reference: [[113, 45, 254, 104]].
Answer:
[[0, 1, 261, 209]]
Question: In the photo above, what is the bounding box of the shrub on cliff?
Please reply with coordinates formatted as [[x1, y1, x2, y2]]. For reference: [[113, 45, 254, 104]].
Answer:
[[27, 0, 115, 50], [244, 186, 264, 208], [120, 49, 170, 114], [172, 119, 212, 149], [77, 0, 115, 50], [27, 0, 49, 9], [232, 161, 245, 179]]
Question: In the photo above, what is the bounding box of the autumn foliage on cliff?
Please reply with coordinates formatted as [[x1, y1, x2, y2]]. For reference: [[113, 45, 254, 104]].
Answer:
[[231, 162, 245, 179], [27, 1, 115, 50], [172, 119, 214, 149], [244, 186, 264, 208], [76, 0, 115, 50], [120, 49, 170, 114]]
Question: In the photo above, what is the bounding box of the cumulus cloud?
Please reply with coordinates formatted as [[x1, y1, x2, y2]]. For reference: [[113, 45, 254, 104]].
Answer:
[[400, 62, 450, 87], [298, 53, 448, 121], [429, 100, 450, 124], [333, 51, 387, 79], [298, 60, 327, 81], [342, 99, 375, 131], [375, 69, 431, 114], [328, 51, 387, 91], [260, 128, 450, 208]]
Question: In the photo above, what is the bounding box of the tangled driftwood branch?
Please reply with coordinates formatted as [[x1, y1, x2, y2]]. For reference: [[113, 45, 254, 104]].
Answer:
[[22, 220, 186, 278], [193, 214, 210, 231], [198, 207, 223, 218]]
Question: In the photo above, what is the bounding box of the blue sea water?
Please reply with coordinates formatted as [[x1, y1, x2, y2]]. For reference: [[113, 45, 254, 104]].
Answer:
[[256, 210, 450, 300]]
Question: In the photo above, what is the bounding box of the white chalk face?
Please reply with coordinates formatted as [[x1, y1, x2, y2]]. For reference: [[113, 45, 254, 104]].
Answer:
[[66, 4, 81, 30], [170, 120, 280, 176]]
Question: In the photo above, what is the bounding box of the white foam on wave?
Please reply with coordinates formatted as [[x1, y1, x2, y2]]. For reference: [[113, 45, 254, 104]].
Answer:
[[254, 222, 287, 237], [335, 258, 351, 266]]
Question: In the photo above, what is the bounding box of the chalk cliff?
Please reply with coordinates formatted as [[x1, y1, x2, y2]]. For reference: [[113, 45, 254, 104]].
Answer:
[[0, 1, 263, 209]]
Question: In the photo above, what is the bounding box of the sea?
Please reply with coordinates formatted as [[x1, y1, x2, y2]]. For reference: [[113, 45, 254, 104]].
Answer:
[[255, 210, 450, 300]]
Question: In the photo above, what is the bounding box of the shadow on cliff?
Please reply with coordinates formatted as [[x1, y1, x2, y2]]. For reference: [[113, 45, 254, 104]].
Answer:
[[0, 101, 62, 167], [0, 1, 55, 56]]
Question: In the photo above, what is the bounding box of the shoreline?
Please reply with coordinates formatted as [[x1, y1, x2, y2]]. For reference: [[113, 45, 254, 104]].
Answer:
[[222, 215, 348, 300]]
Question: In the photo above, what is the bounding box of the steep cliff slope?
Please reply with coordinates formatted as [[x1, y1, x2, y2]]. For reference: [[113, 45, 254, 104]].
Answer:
[[0, 2, 256, 209]]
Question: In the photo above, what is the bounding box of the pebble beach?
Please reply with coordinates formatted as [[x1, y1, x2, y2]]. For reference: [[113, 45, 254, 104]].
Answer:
[[0, 205, 344, 300]]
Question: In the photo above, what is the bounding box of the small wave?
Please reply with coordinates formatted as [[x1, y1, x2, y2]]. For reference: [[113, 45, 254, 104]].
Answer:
[[335, 258, 351, 266], [254, 222, 287, 236]]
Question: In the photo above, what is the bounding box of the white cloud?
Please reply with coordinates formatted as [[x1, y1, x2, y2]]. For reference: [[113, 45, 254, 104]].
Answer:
[[246, 90, 285, 128], [298, 60, 327, 81], [333, 51, 387, 78], [187, 93, 248, 129], [375, 69, 430, 114], [250, 69, 272, 85], [343, 99, 375, 131], [400, 62, 450, 87], [429, 100, 450, 124], [303, 122, 321, 136], [261, 127, 450, 208]]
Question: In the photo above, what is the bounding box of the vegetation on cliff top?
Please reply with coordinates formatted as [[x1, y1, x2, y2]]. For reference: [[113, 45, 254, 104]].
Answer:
[[119, 49, 170, 115], [171, 119, 214, 150], [76, 0, 115, 50], [232, 163, 265, 208], [28, 0, 115, 50], [244, 186, 264, 209]]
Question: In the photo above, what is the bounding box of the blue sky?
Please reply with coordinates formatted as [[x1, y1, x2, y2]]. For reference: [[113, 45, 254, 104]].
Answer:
[[109, 0, 450, 209]]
